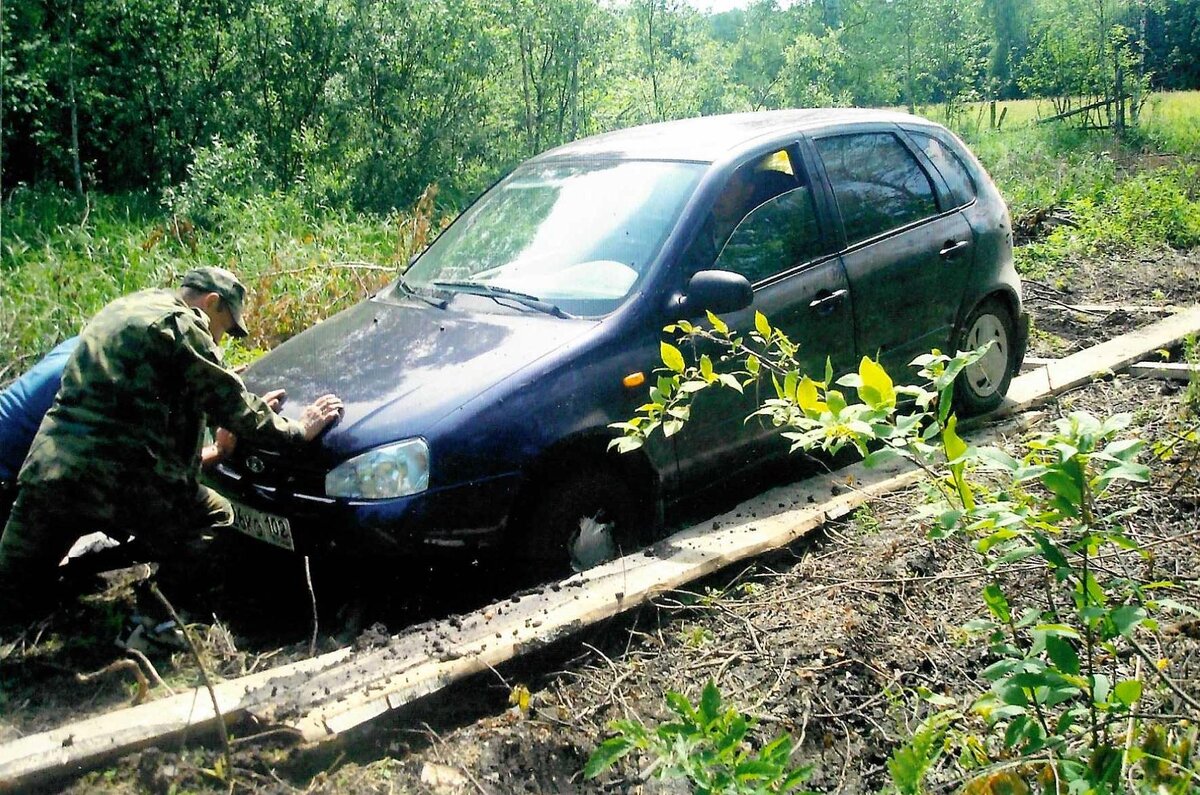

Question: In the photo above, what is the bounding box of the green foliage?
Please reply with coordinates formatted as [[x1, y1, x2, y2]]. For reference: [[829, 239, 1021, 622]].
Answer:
[[888, 710, 960, 795], [163, 135, 270, 226], [4, 0, 1200, 211], [1018, 165, 1200, 274], [585, 680, 815, 794], [0, 186, 439, 379], [851, 504, 882, 535], [612, 311, 1200, 792]]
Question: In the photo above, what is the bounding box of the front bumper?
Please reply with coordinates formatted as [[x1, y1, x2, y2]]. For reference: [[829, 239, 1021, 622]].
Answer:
[[209, 464, 522, 557]]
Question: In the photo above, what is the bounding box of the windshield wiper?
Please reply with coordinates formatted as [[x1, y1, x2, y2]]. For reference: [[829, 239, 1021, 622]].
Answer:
[[397, 275, 448, 309], [431, 280, 571, 319]]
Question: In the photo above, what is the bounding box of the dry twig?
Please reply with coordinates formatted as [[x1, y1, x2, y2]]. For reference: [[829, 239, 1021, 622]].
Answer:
[[77, 659, 148, 705], [124, 647, 175, 695], [149, 583, 234, 786]]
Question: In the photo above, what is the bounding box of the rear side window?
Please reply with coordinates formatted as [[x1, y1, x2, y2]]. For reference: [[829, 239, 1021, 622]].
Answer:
[[814, 133, 939, 245], [909, 131, 977, 208]]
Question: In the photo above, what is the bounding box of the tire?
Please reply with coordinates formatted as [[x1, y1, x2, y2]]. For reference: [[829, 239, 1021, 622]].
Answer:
[[516, 467, 642, 577], [954, 298, 1017, 416]]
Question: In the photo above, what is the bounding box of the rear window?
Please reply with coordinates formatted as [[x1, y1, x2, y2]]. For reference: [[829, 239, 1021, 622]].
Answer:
[[909, 131, 977, 208], [813, 132, 939, 245]]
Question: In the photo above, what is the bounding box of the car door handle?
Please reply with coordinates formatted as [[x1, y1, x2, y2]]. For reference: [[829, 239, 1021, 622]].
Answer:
[[939, 240, 970, 259], [808, 288, 847, 313]]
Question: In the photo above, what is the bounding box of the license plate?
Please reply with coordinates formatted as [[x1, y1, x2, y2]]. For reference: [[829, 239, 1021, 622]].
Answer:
[[231, 501, 295, 551]]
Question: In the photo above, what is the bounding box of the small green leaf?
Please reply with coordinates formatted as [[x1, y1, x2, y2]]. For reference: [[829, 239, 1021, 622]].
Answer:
[[982, 582, 1011, 623], [1114, 679, 1142, 707], [661, 341, 686, 373], [783, 371, 799, 402], [863, 447, 903, 468], [941, 415, 968, 462], [754, 311, 771, 340], [1112, 605, 1147, 637], [665, 691, 696, 721], [858, 356, 896, 409], [975, 446, 1020, 472], [718, 373, 744, 392], [706, 309, 729, 335], [796, 375, 827, 416], [699, 680, 721, 724], [584, 736, 633, 778], [1045, 635, 1080, 676], [1004, 715, 1030, 749]]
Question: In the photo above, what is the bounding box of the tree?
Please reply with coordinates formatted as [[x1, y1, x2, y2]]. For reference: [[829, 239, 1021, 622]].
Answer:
[[982, 0, 1032, 98]]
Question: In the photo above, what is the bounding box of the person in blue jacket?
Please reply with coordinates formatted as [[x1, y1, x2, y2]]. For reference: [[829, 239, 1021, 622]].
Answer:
[[0, 337, 80, 523]]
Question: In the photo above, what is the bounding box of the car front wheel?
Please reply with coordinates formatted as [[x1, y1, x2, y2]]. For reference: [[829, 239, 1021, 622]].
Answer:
[[518, 467, 642, 576], [954, 298, 1016, 416]]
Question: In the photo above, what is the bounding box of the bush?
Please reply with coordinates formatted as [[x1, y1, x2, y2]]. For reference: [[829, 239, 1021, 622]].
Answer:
[[1015, 165, 1200, 277]]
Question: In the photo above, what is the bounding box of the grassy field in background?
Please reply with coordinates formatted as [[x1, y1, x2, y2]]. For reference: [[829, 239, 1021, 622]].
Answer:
[[921, 90, 1200, 145], [2, 91, 1199, 381]]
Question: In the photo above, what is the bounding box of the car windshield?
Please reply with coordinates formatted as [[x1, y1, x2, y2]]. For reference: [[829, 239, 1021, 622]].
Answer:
[[392, 160, 706, 316]]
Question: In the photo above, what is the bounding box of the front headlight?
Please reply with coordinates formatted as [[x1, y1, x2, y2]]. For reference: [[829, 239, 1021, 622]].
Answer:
[[325, 438, 430, 500]]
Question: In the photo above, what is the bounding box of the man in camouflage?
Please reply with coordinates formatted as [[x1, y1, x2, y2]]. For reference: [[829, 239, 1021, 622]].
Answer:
[[0, 267, 343, 625]]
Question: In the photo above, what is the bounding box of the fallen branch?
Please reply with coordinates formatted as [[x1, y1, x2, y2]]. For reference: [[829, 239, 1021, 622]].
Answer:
[[123, 648, 175, 696], [303, 556, 318, 658], [76, 660, 148, 706]]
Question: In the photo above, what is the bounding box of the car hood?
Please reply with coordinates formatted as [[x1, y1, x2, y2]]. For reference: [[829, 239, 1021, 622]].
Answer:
[[242, 296, 597, 457]]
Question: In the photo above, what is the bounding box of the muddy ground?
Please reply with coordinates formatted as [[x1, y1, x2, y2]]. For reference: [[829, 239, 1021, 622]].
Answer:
[[2, 245, 1199, 794]]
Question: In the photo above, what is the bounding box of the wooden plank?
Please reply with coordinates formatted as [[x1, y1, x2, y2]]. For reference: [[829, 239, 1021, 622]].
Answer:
[[270, 458, 928, 741], [1003, 306, 1200, 413], [0, 649, 352, 789], [1128, 361, 1200, 381], [1021, 356, 1058, 371], [4, 305, 1200, 790], [1050, 304, 1181, 315]]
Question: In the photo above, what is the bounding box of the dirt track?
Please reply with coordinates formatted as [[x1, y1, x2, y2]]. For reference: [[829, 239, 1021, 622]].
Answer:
[[4, 246, 1200, 793]]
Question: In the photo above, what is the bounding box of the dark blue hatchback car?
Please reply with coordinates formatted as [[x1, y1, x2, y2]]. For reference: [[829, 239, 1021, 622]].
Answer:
[[211, 109, 1027, 573]]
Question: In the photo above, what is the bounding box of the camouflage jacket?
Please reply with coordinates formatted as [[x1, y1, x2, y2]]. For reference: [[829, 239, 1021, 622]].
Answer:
[[19, 289, 307, 493]]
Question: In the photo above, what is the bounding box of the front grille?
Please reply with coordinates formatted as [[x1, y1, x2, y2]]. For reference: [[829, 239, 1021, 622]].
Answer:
[[226, 447, 327, 495]]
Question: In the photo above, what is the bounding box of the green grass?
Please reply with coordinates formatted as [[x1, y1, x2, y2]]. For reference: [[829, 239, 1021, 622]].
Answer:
[[1140, 91, 1200, 156], [0, 188, 439, 380]]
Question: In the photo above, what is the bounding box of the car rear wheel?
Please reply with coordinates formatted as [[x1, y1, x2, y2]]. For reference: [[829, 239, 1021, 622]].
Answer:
[[954, 298, 1016, 416], [518, 467, 642, 576]]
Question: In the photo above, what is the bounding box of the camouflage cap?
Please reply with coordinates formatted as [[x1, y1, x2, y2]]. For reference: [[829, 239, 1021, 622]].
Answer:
[[180, 267, 249, 338]]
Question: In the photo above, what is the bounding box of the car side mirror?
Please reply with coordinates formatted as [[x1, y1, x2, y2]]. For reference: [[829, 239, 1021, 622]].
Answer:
[[675, 270, 753, 318]]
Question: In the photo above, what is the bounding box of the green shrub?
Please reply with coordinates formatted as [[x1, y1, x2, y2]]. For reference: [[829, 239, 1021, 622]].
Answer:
[[1015, 165, 1200, 277], [585, 680, 815, 794]]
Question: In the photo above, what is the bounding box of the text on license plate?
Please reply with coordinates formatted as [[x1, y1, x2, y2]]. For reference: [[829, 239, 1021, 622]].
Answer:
[[231, 501, 295, 551]]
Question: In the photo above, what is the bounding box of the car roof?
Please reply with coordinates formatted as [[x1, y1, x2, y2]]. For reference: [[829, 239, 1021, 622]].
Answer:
[[529, 108, 933, 164]]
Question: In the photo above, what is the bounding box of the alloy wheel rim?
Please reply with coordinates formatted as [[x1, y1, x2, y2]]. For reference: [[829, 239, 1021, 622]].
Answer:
[[963, 313, 1009, 398], [569, 513, 617, 571]]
